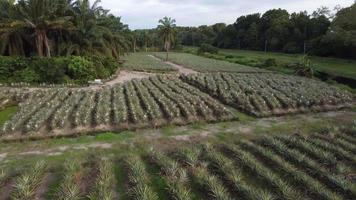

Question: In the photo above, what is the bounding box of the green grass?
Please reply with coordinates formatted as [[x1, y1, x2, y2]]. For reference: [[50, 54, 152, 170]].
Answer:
[[183, 46, 356, 80], [154, 52, 268, 73], [122, 52, 177, 73], [0, 106, 17, 126], [221, 49, 356, 79]]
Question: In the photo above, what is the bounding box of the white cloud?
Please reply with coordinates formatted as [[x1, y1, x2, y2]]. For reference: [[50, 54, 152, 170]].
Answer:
[[100, 0, 354, 29]]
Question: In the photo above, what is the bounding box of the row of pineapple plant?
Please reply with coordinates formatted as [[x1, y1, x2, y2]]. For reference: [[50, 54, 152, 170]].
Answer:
[[1, 131, 355, 199], [182, 73, 354, 117], [1, 77, 234, 137]]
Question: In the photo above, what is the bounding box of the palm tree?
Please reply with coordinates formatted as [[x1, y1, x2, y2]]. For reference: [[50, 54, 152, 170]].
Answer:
[[0, 0, 26, 56], [158, 16, 176, 61], [5, 0, 73, 57]]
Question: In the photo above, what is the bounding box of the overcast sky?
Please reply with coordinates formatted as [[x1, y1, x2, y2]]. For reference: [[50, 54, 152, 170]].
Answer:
[[101, 0, 354, 30]]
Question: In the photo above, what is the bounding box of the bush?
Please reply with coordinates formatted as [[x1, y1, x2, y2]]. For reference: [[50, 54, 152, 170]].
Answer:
[[68, 56, 95, 83], [198, 43, 219, 54], [87, 56, 119, 79], [0, 56, 29, 81], [14, 67, 41, 83], [0, 56, 120, 85], [33, 57, 68, 83]]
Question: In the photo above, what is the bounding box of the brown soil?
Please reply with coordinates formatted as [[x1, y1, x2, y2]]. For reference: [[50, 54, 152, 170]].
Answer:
[[35, 173, 57, 200], [89, 70, 155, 90], [0, 178, 15, 200]]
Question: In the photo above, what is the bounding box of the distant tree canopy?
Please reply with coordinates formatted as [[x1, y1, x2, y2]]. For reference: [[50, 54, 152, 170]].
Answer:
[[134, 3, 356, 59], [1, 1, 355, 60], [0, 0, 131, 58]]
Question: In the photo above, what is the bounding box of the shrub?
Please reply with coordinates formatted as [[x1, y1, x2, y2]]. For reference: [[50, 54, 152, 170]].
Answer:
[[14, 67, 41, 83], [68, 56, 95, 83], [33, 57, 68, 83], [198, 43, 219, 54], [0, 56, 119, 85], [0, 56, 29, 82], [87, 56, 119, 79]]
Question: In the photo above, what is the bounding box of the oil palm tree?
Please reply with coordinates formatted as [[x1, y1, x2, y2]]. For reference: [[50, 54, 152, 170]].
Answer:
[[5, 0, 73, 57], [0, 0, 26, 56], [158, 16, 176, 61]]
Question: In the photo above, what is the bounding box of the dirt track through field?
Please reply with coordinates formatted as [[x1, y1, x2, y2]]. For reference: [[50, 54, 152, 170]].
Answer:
[[89, 70, 155, 90], [149, 55, 198, 75]]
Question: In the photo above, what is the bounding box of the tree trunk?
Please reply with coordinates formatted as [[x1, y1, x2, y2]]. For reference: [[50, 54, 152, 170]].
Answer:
[[44, 33, 51, 57], [165, 41, 170, 61], [35, 29, 44, 57], [264, 39, 268, 53]]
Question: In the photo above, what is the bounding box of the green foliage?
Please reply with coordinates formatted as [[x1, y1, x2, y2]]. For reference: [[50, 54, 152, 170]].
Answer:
[[0, 56, 119, 85], [154, 52, 266, 72], [68, 56, 95, 83], [1, 0, 130, 58], [295, 56, 314, 78], [198, 43, 219, 54], [123, 53, 176, 73], [261, 58, 277, 68]]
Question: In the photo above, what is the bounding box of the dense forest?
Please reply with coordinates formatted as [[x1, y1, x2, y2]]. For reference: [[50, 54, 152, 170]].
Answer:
[[135, 3, 356, 59]]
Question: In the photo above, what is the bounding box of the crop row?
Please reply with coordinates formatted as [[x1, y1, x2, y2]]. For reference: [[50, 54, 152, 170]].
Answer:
[[123, 53, 177, 73], [0, 77, 233, 137], [2, 131, 354, 199], [182, 73, 354, 117], [154, 52, 268, 73]]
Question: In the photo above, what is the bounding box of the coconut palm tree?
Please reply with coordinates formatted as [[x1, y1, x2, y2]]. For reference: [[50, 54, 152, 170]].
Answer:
[[158, 16, 176, 61]]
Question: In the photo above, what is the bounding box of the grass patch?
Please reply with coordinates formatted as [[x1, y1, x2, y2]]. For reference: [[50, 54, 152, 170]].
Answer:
[[182, 46, 356, 81], [142, 156, 170, 199], [0, 106, 17, 126], [114, 161, 129, 199]]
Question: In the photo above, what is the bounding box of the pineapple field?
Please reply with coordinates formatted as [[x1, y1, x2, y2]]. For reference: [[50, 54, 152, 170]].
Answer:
[[1, 69, 354, 140], [1, 129, 355, 200], [0, 52, 355, 200]]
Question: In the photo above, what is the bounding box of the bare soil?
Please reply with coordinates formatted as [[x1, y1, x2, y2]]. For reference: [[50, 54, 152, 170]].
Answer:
[[35, 173, 57, 200], [0, 178, 15, 200]]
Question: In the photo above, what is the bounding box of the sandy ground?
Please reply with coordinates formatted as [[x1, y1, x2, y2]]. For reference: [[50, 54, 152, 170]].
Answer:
[[89, 70, 155, 90], [149, 55, 198, 75]]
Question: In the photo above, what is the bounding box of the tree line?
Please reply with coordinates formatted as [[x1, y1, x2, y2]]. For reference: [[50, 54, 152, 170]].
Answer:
[[0, 0, 133, 58], [135, 3, 356, 59]]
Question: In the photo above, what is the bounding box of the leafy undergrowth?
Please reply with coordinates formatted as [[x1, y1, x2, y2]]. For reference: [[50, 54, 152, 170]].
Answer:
[[0, 106, 17, 126]]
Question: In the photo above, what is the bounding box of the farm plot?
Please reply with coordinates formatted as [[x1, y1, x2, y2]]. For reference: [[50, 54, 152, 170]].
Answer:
[[1, 131, 355, 200], [123, 53, 178, 73], [154, 52, 269, 73], [0, 76, 233, 139], [182, 73, 354, 117]]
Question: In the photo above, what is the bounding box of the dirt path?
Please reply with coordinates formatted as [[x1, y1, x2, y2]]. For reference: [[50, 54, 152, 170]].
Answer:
[[89, 70, 155, 90], [149, 55, 198, 75]]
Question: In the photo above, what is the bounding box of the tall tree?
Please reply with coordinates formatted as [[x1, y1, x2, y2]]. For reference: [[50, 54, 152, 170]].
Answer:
[[9, 0, 72, 57], [158, 16, 176, 61]]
